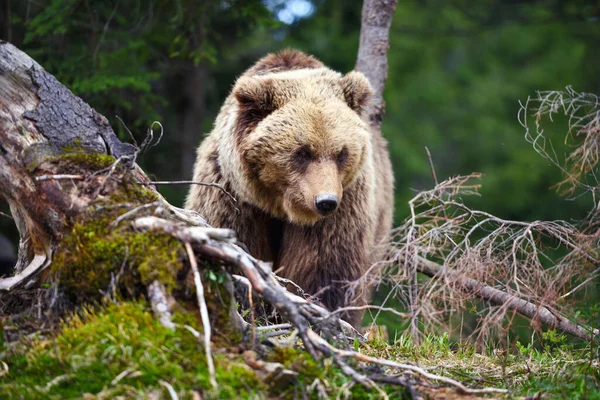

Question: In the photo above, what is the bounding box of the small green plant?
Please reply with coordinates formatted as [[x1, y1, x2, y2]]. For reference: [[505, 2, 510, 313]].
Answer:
[[542, 329, 568, 350]]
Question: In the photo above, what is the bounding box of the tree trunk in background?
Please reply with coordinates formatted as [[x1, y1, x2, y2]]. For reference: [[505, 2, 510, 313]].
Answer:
[[355, 0, 397, 132], [181, 64, 207, 179]]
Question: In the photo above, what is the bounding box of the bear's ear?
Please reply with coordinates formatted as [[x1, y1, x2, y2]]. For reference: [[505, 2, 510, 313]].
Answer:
[[339, 71, 373, 115], [233, 77, 278, 124]]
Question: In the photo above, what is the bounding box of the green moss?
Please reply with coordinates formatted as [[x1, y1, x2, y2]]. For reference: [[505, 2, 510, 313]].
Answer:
[[3, 300, 597, 399], [51, 211, 184, 303], [55, 140, 116, 171], [45, 148, 171, 302], [107, 179, 159, 205], [0, 302, 266, 399], [57, 152, 116, 170]]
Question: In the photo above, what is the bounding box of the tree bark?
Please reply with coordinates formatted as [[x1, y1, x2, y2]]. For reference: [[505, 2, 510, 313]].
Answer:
[[181, 63, 207, 179], [355, 0, 397, 131], [0, 40, 137, 282]]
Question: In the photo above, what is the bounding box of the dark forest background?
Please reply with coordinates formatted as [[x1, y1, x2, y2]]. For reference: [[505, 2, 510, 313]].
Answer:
[[1, 0, 599, 332]]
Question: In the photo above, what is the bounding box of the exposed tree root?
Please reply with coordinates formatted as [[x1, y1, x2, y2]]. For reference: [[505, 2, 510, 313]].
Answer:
[[0, 253, 50, 291]]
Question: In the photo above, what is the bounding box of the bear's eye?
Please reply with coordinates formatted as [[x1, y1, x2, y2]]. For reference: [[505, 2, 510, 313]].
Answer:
[[295, 147, 312, 162], [337, 147, 349, 166]]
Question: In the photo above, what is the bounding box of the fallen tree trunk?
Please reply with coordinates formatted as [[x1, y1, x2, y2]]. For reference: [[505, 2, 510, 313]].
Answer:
[[416, 256, 600, 341], [0, 40, 136, 283]]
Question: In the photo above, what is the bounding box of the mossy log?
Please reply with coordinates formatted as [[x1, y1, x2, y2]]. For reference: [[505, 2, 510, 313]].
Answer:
[[0, 39, 134, 281]]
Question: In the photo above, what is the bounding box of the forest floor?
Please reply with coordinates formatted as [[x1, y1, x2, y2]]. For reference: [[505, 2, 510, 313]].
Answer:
[[1, 300, 598, 399]]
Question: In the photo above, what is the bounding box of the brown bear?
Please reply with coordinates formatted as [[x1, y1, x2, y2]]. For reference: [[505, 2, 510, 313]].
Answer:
[[185, 49, 394, 328]]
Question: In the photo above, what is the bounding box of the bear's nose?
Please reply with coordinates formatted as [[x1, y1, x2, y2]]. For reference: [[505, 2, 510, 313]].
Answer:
[[315, 194, 339, 215]]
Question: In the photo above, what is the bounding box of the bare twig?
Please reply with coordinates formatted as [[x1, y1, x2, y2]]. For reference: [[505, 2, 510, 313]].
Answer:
[[424, 147, 439, 186], [561, 266, 600, 299], [115, 115, 137, 148], [35, 174, 84, 182], [185, 242, 217, 390], [93, 158, 122, 197], [140, 121, 164, 153], [137, 180, 238, 209], [147, 121, 164, 148], [406, 196, 420, 343]]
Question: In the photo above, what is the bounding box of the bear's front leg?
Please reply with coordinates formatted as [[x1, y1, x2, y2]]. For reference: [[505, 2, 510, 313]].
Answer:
[[277, 205, 375, 328]]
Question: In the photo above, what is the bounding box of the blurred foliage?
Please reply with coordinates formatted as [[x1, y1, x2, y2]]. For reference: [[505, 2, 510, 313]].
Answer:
[[7, 0, 275, 126], [383, 1, 600, 223]]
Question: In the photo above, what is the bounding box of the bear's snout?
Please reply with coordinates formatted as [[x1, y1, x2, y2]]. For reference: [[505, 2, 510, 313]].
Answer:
[[315, 194, 338, 215]]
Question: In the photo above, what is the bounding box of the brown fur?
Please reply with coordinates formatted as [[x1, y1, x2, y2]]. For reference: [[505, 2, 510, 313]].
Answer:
[[186, 50, 394, 327], [246, 49, 324, 75]]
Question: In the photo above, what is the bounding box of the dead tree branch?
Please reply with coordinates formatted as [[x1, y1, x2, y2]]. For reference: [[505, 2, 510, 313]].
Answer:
[[134, 216, 508, 395], [185, 242, 217, 391], [383, 174, 600, 342], [519, 86, 600, 197], [415, 256, 599, 341]]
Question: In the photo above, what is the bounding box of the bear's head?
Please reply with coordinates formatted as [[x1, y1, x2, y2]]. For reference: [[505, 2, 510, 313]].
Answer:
[[231, 68, 373, 225]]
